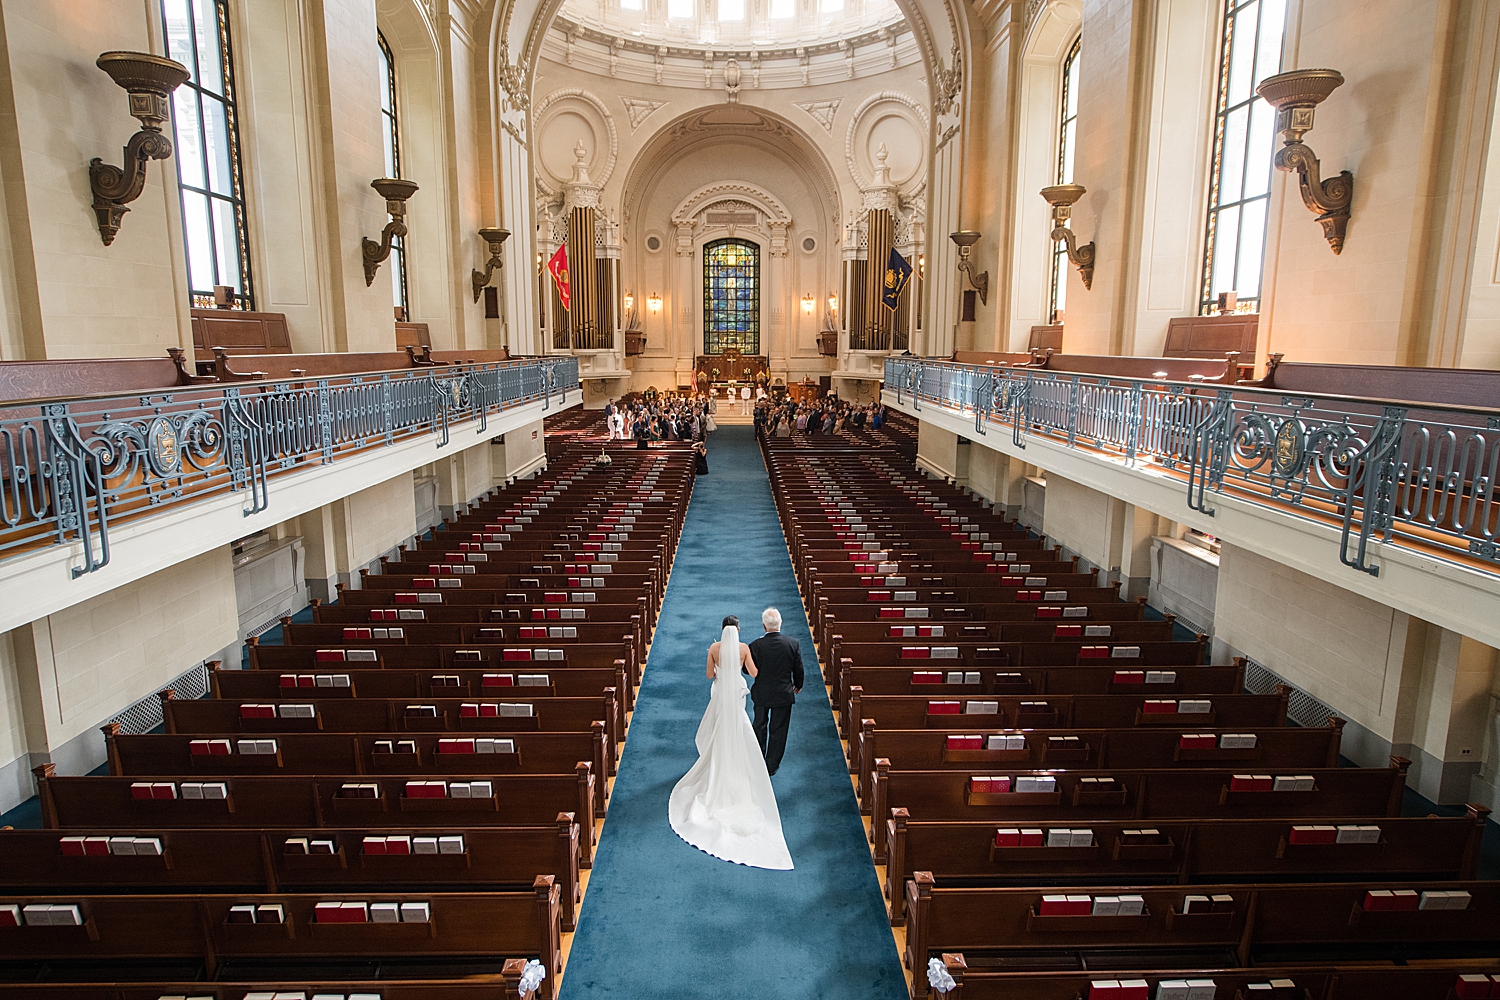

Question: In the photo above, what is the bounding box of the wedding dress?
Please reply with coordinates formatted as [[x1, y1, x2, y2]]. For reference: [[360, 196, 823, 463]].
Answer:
[[668, 624, 794, 870]]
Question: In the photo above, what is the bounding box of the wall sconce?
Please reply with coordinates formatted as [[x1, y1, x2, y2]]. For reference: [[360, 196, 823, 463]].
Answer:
[[362, 177, 420, 286], [1257, 68, 1354, 254], [1040, 184, 1096, 290], [647, 293, 662, 313], [801, 293, 816, 314], [827, 293, 838, 314], [469, 227, 510, 301], [949, 231, 989, 305], [624, 292, 635, 311], [88, 51, 190, 246]]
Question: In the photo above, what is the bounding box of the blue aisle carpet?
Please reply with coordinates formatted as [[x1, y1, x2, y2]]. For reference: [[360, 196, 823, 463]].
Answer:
[[559, 426, 907, 1000]]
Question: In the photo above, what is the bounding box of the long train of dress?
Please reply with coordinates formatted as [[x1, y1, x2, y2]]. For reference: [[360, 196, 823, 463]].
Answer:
[[668, 639, 793, 870]]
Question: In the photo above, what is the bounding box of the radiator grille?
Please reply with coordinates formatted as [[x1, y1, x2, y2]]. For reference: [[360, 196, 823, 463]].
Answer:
[[1242, 658, 1339, 728], [246, 609, 291, 640], [109, 662, 212, 736], [1170, 612, 1208, 638]]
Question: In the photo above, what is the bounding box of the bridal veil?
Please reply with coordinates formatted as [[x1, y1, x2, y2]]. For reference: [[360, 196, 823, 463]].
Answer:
[[668, 623, 794, 870]]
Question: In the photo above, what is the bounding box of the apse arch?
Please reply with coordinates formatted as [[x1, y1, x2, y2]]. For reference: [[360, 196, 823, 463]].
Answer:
[[618, 105, 843, 242]]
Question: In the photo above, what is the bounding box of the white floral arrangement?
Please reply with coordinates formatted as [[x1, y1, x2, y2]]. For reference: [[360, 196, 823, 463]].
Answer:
[[519, 958, 547, 995], [927, 956, 956, 993]]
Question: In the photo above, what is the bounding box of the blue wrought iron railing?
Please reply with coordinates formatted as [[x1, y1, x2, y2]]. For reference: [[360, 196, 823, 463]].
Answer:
[[0, 356, 579, 578], [886, 357, 1500, 581]]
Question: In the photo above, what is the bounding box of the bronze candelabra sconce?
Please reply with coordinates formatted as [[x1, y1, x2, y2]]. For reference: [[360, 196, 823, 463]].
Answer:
[[89, 51, 191, 246], [471, 227, 511, 302], [362, 177, 420, 285], [1040, 184, 1096, 289], [1256, 68, 1353, 254], [949, 231, 989, 305]]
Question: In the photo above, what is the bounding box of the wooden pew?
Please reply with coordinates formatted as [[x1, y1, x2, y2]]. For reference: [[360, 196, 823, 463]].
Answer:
[[215, 662, 632, 724], [812, 584, 1131, 610], [0, 820, 583, 931], [837, 663, 1241, 702], [905, 879, 1500, 998], [0, 979, 538, 1000], [310, 599, 652, 676], [845, 689, 1287, 768], [852, 722, 1348, 814], [0, 352, 211, 403], [882, 806, 1492, 922], [101, 727, 610, 817], [867, 759, 1410, 860], [0, 889, 562, 997], [926, 959, 1500, 1000], [158, 693, 619, 780], [832, 637, 1207, 671], [34, 768, 599, 867], [845, 689, 1285, 737]]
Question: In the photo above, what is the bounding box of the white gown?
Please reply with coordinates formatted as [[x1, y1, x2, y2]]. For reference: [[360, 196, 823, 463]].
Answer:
[[668, 627, 794, 870]]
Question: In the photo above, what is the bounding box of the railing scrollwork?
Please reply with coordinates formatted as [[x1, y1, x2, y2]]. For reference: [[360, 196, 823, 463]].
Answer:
[[885, 357, 1500, 582], [0, 356, 579, 578]]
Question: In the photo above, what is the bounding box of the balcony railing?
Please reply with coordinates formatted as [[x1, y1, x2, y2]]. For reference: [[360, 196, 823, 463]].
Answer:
[[886, 357, 1500, 582], [0, 356, 579, 579]]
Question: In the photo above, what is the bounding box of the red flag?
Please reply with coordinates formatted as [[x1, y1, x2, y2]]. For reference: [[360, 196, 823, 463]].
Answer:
[[547, 245, 571, 311]]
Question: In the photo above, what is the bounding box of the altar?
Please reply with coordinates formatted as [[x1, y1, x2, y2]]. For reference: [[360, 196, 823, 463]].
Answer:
[[695, 349, 768, 389]]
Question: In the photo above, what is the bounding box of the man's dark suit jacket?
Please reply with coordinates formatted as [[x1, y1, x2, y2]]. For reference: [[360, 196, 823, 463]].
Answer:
[[747, 631, 805, 706]]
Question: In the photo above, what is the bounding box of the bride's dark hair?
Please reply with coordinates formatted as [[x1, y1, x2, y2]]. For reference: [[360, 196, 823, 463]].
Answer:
[[721, 615, 739, 628]]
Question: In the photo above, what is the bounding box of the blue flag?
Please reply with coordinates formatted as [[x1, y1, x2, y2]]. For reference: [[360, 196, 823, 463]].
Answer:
[[881, 248, 912, 311]]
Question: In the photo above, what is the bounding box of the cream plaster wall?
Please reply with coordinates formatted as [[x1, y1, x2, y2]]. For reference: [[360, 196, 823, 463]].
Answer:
[[0, 0, 188, 361], [1213, 542, 1406, 744], [18, 547, 237, 752], [1262, 0, 1500, 368], [496, 418, 546, 481], [239, 0, 329, 351], [338, 471, 418, 571], [307, 0, 399, 352], [0, 631, 26, 792], [916, 419, 959, 480], [1036, 471, 1115, 570], [1052, 0, 1145, 356]]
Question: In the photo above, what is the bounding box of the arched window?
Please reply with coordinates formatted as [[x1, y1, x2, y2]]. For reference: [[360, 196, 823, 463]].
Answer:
[[161, 0, 254, 309], [703, 239, 760, 355], [1200, 0, 1287, 314], [1048, 36, 1081, 324], [377, 31, 408, 321]]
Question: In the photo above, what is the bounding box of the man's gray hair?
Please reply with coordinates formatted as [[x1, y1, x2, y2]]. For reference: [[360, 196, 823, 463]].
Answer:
[[762, 607, 782, 631]]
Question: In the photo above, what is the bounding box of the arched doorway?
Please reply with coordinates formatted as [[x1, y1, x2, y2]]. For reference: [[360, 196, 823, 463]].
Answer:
[[703, 238, 760, 356]]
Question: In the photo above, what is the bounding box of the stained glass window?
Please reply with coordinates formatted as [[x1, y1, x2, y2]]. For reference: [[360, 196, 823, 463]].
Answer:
[[703, 239, 760, 355], [1049, 37, 1080, 325], [1200, 0, 1287, 314], [161, 0, 254, 309], [378, 32, 408, 321]]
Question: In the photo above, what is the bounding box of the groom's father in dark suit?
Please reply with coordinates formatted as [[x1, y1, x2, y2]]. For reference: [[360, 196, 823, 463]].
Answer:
[[747, 607, 805, 776]]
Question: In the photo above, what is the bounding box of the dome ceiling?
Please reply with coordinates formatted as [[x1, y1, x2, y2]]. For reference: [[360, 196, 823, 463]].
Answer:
[[556, 0, 904, 50]]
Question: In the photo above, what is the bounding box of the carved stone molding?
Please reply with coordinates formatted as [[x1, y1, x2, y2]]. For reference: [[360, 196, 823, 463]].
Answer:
[[534, 87, 619, 188], [795, 98, 842, 132], [621, 96, 667, 129], [844, 90, 928, 190], [670, 180, 794, 229]]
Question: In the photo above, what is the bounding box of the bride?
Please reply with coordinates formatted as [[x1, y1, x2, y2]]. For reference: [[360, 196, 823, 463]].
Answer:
[[668, 616, 794, 870]]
